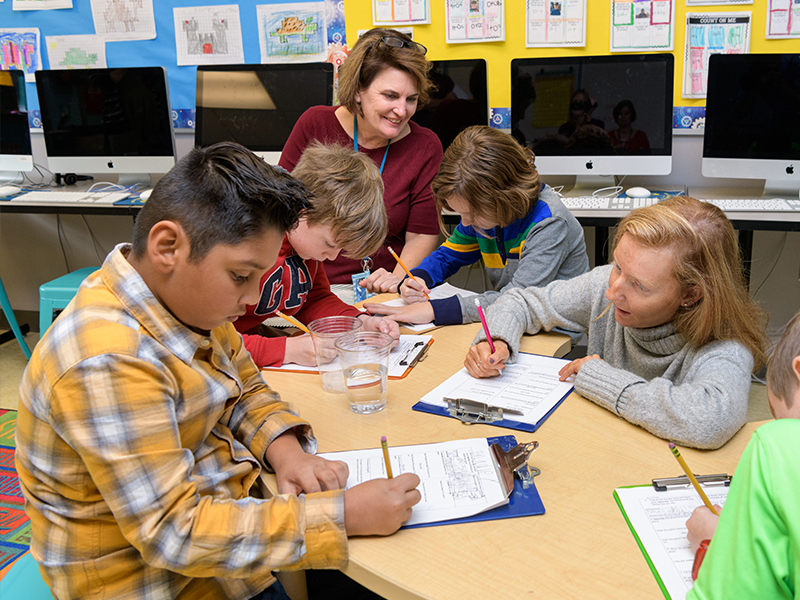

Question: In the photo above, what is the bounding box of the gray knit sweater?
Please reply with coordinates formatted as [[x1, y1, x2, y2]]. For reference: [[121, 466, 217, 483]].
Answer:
[[474, 265, 753, 450]]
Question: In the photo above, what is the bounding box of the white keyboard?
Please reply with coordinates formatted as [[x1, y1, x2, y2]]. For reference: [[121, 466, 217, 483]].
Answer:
[[560, 196, 662, 211], [10, 190, 131, 204], [701, 198, 800, 212]]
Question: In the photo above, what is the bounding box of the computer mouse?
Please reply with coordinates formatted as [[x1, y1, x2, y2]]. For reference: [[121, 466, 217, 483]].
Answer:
[[0, 185, 21, 198], [138, 189, 152, 201], [626, 187, 652, 198]]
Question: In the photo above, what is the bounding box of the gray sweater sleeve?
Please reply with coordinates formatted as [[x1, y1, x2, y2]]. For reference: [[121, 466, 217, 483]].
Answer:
[[472, 267, 604, 359], [575, 340, 752, 450], [457, 216, 584, 324]]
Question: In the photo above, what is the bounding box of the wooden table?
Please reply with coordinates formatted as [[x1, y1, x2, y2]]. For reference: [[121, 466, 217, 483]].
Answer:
[[264, 322, 763, 600]]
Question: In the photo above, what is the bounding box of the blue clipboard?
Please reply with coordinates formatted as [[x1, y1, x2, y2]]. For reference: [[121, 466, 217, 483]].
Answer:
[[403, 435, 545, 529]]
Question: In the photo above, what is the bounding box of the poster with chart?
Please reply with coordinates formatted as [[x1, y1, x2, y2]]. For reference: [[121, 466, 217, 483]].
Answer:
[[682, 12, 750, 98], [526, 0, 587, 47], [373, 0, 431, 25], [257, 2, 328, 63], [173, 5, 244, 66], [0, 28, 41, 82], [610, 0, 675, 52], [446, 0, 505, 44], [90, 0, 156, 41], [766, 0, 800, 38], [13, 0, 72, 9], [45, 35, 106, 69]]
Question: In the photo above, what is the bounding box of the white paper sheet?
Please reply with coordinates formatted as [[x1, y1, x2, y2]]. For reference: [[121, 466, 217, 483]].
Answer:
[[615, 484, 731, 600], [45, 35, 106, 69], [262, 334, 431, 378], [419, 352, 573, 426], [319, 437, 509, 526]]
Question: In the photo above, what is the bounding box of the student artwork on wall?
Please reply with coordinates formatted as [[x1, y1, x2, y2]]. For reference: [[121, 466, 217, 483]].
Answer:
[[12, 0, 72, 9], [257, 2, 328, 63], [373, 0, 431, 25], [610, 0, 675, 52], [173, 5, 245, 66], [0, 28, 41, 82], [686, 0, 752, 4], [446, 0, 505, 44], [766, 0, 800, 38], [90, 0, 156, 41], [45, 34, 107, 69], [525, 0, 587, 47], [682, 12, 750, 98]]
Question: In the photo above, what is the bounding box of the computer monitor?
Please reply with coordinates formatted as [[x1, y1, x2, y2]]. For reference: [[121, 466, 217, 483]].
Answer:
[[702, 53, 800, 199], [0, 70, 34, 185], [410, 58, 488, 151], [511, 54, 674, 192], [195, 63, 334, 164], [35, 67, 177, 186]]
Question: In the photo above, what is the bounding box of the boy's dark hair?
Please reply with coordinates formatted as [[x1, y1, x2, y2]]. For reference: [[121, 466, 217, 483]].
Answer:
[[132, 142, 308, 261], [767, 309, 800, 408]]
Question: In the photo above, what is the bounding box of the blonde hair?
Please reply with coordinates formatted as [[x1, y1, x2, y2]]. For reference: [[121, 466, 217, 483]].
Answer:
[[613, 196, 768, 370], [767, 310, 800, 408], [291, 142, 387, 259], [432, 126, 540, 233], [337, 28, 433, 115]]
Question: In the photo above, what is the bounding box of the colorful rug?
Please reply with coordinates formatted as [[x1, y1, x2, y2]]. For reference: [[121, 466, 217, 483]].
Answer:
[[0, 410, 30, 573]]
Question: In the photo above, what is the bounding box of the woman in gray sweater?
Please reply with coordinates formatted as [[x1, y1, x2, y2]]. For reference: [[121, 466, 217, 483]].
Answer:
[[466, 196, 768, 450]]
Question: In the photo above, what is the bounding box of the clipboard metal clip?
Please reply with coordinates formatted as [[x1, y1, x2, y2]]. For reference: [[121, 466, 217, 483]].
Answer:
[[490, 441, 540, 495], [652, 473, 731, 492], [444, 397, 524, 425]]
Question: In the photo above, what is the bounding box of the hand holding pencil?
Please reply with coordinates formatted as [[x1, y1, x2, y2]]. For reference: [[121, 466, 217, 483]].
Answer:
[[387, 246, 429, 300]]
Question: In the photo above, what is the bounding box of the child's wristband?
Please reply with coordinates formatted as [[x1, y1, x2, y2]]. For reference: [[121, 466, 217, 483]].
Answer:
[[691, 539, 711, 581]]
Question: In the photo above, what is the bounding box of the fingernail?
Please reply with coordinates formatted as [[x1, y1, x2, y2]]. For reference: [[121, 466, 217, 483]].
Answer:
[[488, 358, 495, 364]]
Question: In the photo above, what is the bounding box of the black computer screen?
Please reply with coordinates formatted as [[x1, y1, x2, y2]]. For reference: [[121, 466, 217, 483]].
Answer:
[[704, 54, 800, 161], [35, 67, 175, 158], [411, 58, 488, 151], [511, 54, 673, 159], [195, 63, 334, 152], [0, 70, 32, 157]]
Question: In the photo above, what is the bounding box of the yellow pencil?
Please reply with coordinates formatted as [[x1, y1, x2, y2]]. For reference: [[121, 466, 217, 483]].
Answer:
[[669, 443, 719, 516], [381, 436, 394, 479], [387, 246, 429, 300], [274, 310, 310, 334]]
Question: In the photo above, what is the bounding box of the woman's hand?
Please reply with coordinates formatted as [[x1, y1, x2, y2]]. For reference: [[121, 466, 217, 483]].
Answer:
[[363, 301, 435, 325], [558, 354, 603, 381], [465, 340, 509, 378], [400, 277, 431, 304], [360, 268, 402, 294]]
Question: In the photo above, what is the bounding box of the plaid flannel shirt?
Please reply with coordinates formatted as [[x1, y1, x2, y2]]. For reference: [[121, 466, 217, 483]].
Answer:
[[16, 244, 347, 600]]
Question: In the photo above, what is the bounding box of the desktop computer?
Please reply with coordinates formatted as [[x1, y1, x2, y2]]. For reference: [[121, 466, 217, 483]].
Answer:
[[702, 53, 800, 200], [0, 70, 34, 185], [195, 63, 334, 165], [35, 66, 177, 187], [511, 54, 674, 193], [410, 58, 488, 151]]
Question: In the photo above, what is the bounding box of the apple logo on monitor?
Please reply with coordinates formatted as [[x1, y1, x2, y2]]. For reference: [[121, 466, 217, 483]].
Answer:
[[585, 160, 593, 170], [107, 161, 114, 169], [788, 165, 794, 175]]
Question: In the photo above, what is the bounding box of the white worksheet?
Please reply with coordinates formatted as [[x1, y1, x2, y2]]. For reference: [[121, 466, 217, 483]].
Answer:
[[419, 352, 573, 426], [614, 484, 731, 600], [319, 437, 509, 526], [261, 334, 432, 378]]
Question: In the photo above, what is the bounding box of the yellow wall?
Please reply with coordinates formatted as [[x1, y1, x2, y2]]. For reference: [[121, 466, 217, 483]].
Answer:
[[344, 0, 799, 110]]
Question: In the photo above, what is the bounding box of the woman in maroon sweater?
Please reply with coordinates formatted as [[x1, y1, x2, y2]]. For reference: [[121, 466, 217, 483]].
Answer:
[[279, 28, 443, 293]]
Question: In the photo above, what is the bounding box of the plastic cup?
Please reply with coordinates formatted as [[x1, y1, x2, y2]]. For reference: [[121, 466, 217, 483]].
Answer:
[[308, 316, 363, 393], [335, 331, 393, 414]]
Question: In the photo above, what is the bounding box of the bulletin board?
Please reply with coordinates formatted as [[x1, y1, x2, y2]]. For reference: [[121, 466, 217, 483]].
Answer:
[[0, 0, 345, 128]]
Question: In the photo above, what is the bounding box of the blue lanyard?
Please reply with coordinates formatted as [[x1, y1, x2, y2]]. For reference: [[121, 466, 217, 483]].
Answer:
[[353, 115, 391, 175]]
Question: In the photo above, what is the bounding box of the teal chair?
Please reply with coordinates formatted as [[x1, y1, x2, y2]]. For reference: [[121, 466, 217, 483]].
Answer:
[[39, 267, 98, 335], [0, 552, 52, 600], [0, 275, 32, 360]]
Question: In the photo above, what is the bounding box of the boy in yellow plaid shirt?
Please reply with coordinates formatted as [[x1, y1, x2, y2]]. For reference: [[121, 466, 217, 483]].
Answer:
[[15, 142, 420, 599]]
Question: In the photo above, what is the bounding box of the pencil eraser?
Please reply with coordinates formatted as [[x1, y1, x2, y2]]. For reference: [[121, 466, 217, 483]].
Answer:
[[381, 436, 387, 443], [668, 443, 675, 449], [474, 297, 481, 307]]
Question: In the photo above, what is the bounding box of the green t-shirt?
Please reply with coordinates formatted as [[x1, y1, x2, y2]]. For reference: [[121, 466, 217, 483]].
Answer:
[[688, 418, 800, 599]]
